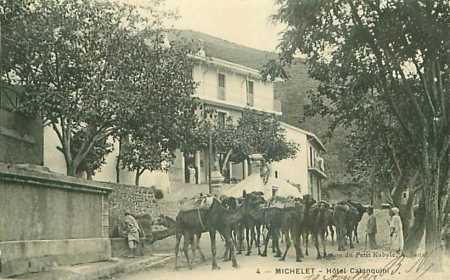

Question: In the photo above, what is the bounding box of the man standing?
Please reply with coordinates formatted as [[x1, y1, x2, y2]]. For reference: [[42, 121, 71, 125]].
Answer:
[[366, 206, 378, 249], [389, 207, 404, 254], [124, 212, 141, 258]]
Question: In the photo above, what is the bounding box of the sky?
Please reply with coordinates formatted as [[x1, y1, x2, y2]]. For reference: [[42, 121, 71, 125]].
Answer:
[[124, 0, 284, 52]]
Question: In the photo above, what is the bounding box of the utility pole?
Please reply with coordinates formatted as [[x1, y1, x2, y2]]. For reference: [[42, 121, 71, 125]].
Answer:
[[208, 131, 212, 194]]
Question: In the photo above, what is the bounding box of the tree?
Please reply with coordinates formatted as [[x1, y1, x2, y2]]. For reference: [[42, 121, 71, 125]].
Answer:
[[3, 0, 181, 177], [117, 33, 198, 185], [196, 107, 298, 178], [0, 1, 29, 81], [272, 0, 450, 270], [4, 0, 136, 175], [70, 130, 114, 180], [238, 109, 298, 163]]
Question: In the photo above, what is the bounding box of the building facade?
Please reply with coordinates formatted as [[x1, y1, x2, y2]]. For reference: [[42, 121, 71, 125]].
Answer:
[[43, 51, 281, 192], [0, 86, 43, 165], [43, 50, 326, 199], [170, 52, 282, 186], [271, 122, 327, 201]]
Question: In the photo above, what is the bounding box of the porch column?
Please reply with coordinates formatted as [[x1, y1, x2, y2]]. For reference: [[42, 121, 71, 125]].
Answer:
[[228, 161, 233, 182], [195, 151, 201, 184], [243, 159, 248, 179], [180, 152, 185, 183]]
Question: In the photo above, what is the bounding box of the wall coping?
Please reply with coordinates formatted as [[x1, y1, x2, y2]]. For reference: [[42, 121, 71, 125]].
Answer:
[[0, 163, 112, 194], [0, 237, 110, 245]]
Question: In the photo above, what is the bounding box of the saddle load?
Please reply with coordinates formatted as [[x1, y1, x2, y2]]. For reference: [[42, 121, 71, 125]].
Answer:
[[266, 195, 298, 209], [178, 194, 214, 212]]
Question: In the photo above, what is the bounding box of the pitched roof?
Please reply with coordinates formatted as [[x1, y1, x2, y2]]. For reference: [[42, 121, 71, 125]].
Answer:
[[169, 29, 277, 70]]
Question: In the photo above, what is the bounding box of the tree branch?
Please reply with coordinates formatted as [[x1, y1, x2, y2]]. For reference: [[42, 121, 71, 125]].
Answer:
[[220, 149, 233, 175]]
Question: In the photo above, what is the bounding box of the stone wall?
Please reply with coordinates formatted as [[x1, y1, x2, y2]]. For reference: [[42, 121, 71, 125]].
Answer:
[[108, 183, 161, 237], [0, 163, 111, 277]]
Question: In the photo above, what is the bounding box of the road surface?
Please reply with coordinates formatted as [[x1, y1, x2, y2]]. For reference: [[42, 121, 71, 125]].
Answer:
[[115, 242, 450, 280]]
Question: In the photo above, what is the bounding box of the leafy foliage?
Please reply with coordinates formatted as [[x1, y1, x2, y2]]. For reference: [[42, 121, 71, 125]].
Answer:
[[272, 0, 450, 263], [237, 109, 298, 163], [114, 29, 198, 184], [71, 130, 114, 179], [194, 107, 299, 176], [2, 0, 198, 179]]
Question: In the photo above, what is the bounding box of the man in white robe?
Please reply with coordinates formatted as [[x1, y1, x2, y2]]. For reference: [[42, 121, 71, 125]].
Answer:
[[390, 207, 404, 253]]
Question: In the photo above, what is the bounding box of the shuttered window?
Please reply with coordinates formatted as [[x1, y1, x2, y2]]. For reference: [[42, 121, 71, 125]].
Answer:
[[218, 73, 226, 100]]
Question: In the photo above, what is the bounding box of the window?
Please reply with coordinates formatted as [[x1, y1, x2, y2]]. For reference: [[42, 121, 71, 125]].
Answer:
[[274, 171, 278, 178], [309, 147, 313, 167], [218, 112, 226, 128], [0, 87, 20, 111], [218, 73, 226, 100], [246, 80, 254, 106]]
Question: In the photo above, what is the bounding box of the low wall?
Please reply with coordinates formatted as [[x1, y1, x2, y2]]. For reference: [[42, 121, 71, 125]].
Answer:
[[0, 163, 112, 277], [108, 183, 161, 238]]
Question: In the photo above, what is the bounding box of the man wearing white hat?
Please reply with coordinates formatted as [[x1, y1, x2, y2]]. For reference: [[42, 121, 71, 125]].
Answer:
[[389, 207, 404, 253]]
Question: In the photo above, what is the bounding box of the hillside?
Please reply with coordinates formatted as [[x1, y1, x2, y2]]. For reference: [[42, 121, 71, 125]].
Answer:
[[172, 30, 352, 185]]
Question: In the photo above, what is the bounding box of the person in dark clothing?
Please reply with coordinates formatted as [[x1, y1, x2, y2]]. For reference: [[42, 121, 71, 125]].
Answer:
[[366, 206, 378, 249]]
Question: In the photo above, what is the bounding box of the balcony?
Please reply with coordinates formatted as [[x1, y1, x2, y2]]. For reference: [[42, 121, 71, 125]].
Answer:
[[308, 156, 327, 179], [273, 99, 282, 113]]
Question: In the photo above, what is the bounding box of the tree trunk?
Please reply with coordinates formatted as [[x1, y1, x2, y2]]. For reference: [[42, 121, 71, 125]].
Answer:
[[135, 169, 141, 186], [66, 161, 77, 177], [116, 137, 123, 183], [423, 182, 443, 272], [403, 196, 425, 257], [220, 149, 233, 176], [115, 158, 121, 183], [400, 189, 416, 240]]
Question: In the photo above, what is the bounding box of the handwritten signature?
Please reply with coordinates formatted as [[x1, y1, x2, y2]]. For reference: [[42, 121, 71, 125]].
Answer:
[[302, 250, 439, 280]]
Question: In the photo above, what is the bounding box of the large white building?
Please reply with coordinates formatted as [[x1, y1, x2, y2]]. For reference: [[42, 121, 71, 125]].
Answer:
[[172, 51, 282, 185], [43, 46, 327, 200]]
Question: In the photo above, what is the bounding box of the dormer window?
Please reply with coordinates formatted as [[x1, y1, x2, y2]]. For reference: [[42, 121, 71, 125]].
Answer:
[[246, 80, 254, 106], [218, 73, 226, 100]]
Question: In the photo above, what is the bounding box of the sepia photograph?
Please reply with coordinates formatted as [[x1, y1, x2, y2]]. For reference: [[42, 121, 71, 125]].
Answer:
[[0, 0, 449, 279]]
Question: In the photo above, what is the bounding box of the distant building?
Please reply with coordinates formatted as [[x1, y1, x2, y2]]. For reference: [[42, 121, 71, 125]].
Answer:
[[272, 122, 327, 201]]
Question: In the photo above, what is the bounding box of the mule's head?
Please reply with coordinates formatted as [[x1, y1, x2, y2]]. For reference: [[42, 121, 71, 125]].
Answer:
[[245, 192, 266, 207], [302, 194, 316, 208], [221, 196, 238, 210]]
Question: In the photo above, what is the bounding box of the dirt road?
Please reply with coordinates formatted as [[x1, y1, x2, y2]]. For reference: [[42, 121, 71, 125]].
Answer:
[[116, 243, 450, 280]]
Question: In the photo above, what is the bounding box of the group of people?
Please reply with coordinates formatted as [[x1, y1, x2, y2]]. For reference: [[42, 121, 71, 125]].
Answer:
[[365, 206, 404, 253]]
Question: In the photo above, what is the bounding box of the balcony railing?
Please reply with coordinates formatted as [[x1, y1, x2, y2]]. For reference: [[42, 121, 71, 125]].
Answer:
[[308, 156, 327, 178], [315, 157, 325, 172]]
